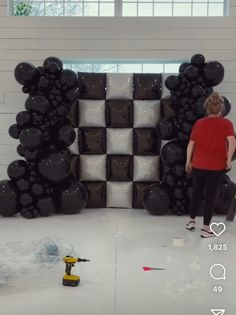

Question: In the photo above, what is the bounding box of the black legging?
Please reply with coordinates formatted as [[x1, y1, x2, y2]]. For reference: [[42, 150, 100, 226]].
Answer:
[[189, 168, 225, 226]]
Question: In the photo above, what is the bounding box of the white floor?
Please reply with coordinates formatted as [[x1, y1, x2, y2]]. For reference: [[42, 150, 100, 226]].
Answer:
[[0, 208, 235, 315]]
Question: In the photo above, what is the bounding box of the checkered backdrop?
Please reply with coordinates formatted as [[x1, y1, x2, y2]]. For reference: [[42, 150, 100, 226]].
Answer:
[[69, 72, 172, 209]]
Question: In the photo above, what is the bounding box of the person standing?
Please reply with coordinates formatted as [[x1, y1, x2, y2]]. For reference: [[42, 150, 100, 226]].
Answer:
[[185, 92, 236, 238]]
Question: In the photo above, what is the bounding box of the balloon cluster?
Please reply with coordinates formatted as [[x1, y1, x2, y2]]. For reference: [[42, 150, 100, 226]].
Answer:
[[0, 57, 87, 219], [159, 54, 230, 215], [144, 54, 231, 216]]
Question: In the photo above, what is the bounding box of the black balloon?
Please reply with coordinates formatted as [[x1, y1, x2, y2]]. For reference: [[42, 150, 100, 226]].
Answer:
[[9, 124, 21, 139], [19, 127, 43, 149], [16, 111, 31, 127], [0, 180, 18, 217], [60, 69, 78, 88], [17, 144, 25, 157], [203, 61, 224, 87], [192, 85, 204, 98], [38, 150, 71, 183], [161, 141, 184, 165], [59, 182, 88, 214], [43, 56, 63, 73], [16, 178, 30, 191], [159, 118, 175, 140], [58, 125, 76, 146], [184, 66, 199, 80], [165, 75, 180, 91], [179, 62, 190, 74], [25, 95, 50, 114], [7, 160, 27, 180], [143, 184, 170, 215], [14, 62, 36, 85], [222, 96, 231, 117], [37, 76, 49, 90], [37, 197, 56, 216], [32, 183, 44, 196], [191, 54, 205, 66], [25, 148, 39, 160], [20, 193, 33, 206]]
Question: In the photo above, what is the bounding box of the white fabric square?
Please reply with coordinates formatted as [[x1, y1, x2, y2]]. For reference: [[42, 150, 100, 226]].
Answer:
[[79, 100, 105, 127], [133, 156, 160, 182], [134, 100, 161, 128], [106, 182, 132, 208], [69, 128, 79, 154], [162, 73, 177, 99], [106, 73, 133, 100], [80, 155, 106, 181], [107, 128, 133, 154]]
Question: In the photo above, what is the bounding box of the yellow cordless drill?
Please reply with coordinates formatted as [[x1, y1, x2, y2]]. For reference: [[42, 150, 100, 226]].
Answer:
[[63, 255, 90, 287]]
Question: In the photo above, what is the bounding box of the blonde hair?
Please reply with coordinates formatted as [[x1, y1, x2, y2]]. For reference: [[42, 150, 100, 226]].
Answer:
[[204, 92, 224, 115]]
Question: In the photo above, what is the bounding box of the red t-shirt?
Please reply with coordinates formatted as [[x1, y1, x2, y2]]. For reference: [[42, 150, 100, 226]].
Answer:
[[190, 116, 235, 170]]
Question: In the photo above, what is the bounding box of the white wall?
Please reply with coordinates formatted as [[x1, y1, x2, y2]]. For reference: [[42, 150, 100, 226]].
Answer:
[[0, 6, 236, 180]]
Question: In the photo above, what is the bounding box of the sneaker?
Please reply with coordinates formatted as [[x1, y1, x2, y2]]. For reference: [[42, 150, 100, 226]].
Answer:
[[186, 220, 196, 231], [201, 229, 215, 238]]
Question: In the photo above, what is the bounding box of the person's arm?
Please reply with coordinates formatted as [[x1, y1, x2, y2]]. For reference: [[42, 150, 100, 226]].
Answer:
[[185, 140, 195, 173], [226, 135, 236, 169]]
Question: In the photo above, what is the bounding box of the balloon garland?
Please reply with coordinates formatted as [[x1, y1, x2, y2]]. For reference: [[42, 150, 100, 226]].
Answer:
[[0, 57, 87, 219]]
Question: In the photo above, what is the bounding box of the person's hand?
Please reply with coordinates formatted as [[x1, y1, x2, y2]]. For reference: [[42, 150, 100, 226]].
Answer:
[[226, 159, 232, 170], [185, 161, 192, 174]]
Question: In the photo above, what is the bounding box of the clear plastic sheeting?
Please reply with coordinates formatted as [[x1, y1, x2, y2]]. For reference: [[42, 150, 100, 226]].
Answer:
[[0, 237, 76, 293]]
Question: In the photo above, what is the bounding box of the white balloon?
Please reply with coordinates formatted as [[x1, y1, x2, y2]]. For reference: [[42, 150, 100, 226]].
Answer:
[[106, 73, 133, 100], [107, 128, 133, 154], [79, 100, 105, 127], [134, 100, 161, 128], [133, 156, 160, 182], [106, 182, 132, 208], [80, 155, 106, 181]]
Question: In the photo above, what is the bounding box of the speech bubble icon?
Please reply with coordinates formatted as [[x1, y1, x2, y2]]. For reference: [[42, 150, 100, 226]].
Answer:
[[210, 264, 226, 280]]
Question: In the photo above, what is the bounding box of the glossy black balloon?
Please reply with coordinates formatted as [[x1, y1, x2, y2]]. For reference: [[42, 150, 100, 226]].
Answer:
[[16, 178, 30, 191], [161, 141, 184, 165], [25, 148, 39, 160], [0, 180, 18, 217], [37, 76, 50, 90], [25, 95, 50, 114], [14, 62, 36, 85], [19, 127, 43, 149], [7, 160, 27, 180], [60, 69, 78, 88], [17, 144, 25, 157], [203, 61, 224, 87], [179, 62, 190, 74], [9, 124, 21, 139], [143, 184, 170, 215], [16, 111, 31, 127], [191, 54, 205, 66], [158, 118, 175, 140], [165, 75, 180, 91], [38, 150, 71, 183], [58, 125, 76, 146], [37, 197, 56, 216], [59, 182, 88, 214], [20, 193, 33, 206], [222, 96, 231, 117], [184, 65, 199, 80], [32, 183, 44, 196], [43, 57, 63, 73], [65, 89, 79, 102], [192, 85, 204, 98]]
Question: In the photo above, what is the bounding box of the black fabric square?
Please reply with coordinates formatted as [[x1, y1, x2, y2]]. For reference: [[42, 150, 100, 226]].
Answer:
[[79, 128, 106, 154], [78, 72, 106, 99], [133, 128, 160, 155], [134, 74, 162, 100], [133, 182, 154, 209], [107, 155, 133, 181], [106, 100, 133, 128], [82, 181, 106, 208]]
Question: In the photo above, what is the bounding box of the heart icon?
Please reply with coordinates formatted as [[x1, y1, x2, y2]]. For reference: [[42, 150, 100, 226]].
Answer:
[[210, 222, 226, 237]]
